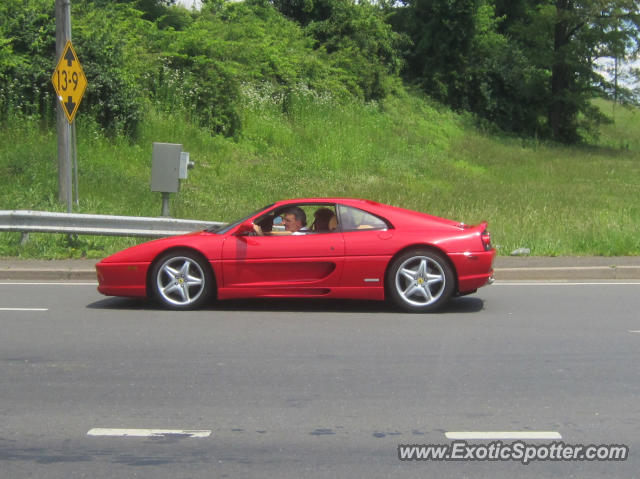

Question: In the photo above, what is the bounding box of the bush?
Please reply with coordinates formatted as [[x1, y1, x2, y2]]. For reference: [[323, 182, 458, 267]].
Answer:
[[73, 1, 152, 137], [0, 0, 56, 123]]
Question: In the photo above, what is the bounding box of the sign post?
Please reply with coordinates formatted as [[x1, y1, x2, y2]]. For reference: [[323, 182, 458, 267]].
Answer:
[[52, 38, 87, 211], [54, 0, 72, 211]]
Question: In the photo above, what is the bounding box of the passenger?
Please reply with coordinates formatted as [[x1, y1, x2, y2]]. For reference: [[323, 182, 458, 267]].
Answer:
[[312, 207, 338, 233]]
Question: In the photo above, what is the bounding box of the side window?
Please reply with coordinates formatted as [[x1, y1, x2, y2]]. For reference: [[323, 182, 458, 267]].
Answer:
[[253, 204, 339, 235], [337, 205, 389, 231]]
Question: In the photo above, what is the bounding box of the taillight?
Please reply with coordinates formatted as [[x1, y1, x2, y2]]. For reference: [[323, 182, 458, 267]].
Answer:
[[481, 228, 492, 251]]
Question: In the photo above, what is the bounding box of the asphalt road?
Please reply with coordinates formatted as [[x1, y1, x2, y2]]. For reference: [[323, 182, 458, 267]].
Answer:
[[1, 281, 639, 478]]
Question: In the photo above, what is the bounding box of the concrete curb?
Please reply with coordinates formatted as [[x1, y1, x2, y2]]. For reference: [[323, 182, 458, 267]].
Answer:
[[495, 265, 640, 281], [0, 268, 97, 281], [0, 259, 97, 281], [1, 258, 639, 281]]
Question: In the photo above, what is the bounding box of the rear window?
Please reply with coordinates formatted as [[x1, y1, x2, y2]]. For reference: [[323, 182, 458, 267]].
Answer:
[[337, 205, 390, 231]]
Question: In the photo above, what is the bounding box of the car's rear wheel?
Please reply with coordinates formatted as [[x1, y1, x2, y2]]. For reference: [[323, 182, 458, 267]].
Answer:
[[387, 249, 454, 313], [151, 251, 213, 310]]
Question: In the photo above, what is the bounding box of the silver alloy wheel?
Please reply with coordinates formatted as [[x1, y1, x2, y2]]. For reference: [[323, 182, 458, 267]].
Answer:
[[394, 255, 446, 307], [156, 256, 206, 307]]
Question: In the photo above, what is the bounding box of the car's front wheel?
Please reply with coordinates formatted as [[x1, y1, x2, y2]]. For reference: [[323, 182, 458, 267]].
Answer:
[[387, 249, 455, 313], [151, 251, 214, 310]]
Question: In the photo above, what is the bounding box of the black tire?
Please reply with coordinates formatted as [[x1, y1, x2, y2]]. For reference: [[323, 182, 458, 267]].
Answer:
[[150, 250, 214, 310], [386, 249, 455, 313]]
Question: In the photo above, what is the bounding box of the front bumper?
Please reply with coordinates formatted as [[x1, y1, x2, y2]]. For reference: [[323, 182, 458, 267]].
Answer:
[[96, 261, 150, 297]]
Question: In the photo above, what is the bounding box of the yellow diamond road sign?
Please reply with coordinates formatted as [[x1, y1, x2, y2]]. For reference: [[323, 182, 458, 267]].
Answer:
[[51, 40, 87, 123]]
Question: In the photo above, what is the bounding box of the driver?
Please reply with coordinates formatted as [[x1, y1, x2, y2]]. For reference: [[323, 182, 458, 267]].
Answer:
[[282, 207, 309, 235], [253, 206, 309, 236]]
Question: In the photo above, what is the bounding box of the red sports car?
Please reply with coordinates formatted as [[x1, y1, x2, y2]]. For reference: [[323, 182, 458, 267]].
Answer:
[[96, 198, 495, 312]]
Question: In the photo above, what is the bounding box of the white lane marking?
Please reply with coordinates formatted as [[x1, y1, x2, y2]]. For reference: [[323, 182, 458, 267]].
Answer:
[[497, 266, 639, 271], [0, 281, 637, 287], [445, 431, 562, 440], [0, 307, 48, 311], [87, 428, 211, 438], [494, 282, 640, 286], [629, 330, 640, 333], [0, 282, 97, 286]]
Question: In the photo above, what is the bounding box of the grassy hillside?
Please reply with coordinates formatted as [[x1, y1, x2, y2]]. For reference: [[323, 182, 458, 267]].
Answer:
[[1, 91, 639, 258]]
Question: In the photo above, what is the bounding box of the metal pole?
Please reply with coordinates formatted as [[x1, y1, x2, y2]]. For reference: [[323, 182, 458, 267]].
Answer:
[[614, 55, 618, 117], [55, 0, 72, 211], [161, 193, 171, 217], [73, 123, 79, 206], [66, 122, 73, 212]]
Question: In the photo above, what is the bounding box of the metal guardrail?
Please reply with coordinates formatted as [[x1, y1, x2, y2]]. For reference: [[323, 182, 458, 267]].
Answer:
[[0, 210, 224, 238]]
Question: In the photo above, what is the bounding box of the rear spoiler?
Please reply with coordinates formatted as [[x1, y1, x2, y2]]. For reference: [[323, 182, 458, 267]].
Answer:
[[459, 221, 491, 250]]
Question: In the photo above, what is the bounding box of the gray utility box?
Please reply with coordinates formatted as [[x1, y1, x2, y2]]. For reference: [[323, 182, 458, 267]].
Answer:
[[151, 142, 192, 193]]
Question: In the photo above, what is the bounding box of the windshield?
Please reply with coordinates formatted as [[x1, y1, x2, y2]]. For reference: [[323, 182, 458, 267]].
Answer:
[[207, 204, 274, 235]]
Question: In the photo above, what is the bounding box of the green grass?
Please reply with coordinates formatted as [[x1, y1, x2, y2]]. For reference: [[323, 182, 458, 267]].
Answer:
[[1, 90, 639, 258]]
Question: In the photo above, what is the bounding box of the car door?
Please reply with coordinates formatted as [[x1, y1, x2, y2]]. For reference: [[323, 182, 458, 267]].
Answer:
[[221, 226, 345, 292]]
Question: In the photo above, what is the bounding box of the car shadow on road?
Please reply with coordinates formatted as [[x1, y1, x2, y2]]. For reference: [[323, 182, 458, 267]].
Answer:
[[86, 295, 485, 314]]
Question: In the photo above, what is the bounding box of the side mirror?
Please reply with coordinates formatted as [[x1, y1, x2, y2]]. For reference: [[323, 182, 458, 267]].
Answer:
[[235, 219, 255, 235]]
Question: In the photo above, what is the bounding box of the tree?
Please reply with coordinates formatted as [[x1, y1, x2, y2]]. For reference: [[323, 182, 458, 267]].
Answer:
[[391, 0, 479, 108], [74, 0, 154, 136], [546, 0, 640, 142], [390, 0, 548, 135], [272, 0, 406, 100], [392, 0, 640, 142], [0, 0, 56, 123]]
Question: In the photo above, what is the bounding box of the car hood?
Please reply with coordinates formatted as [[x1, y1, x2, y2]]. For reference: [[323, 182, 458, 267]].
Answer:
[[97, 231, 217, 264]]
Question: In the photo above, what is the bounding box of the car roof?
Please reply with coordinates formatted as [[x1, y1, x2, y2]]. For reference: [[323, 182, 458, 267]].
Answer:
[[270, 198, 462, 229], [275, 198, 382, 207]]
